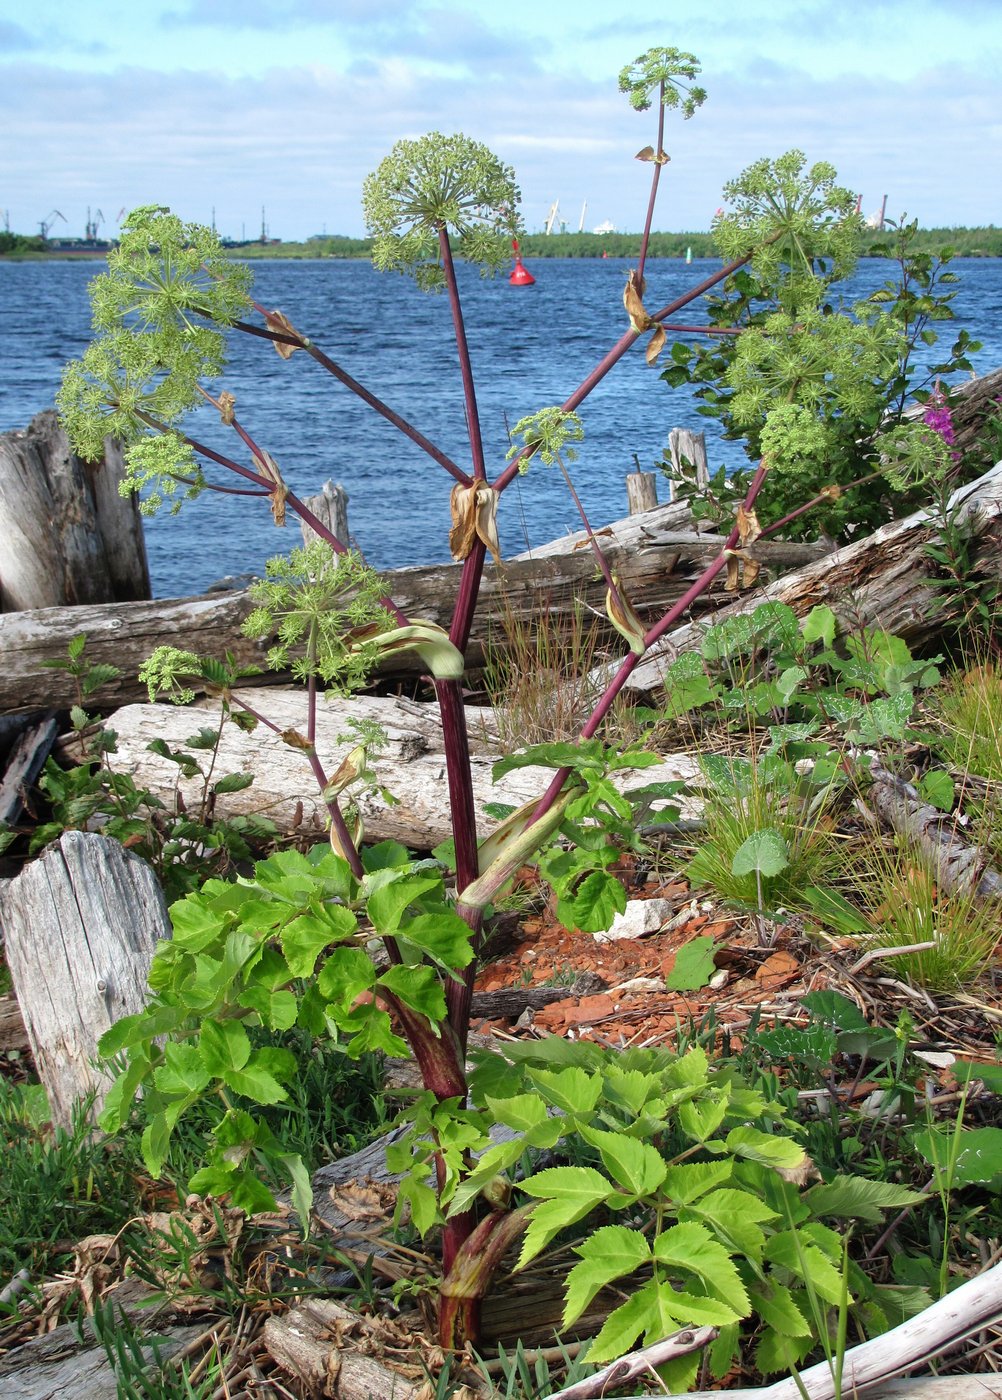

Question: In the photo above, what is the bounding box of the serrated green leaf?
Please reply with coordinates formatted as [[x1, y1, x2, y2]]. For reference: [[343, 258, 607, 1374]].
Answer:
[[577, 1127, 667, 1197], [317, 946, 376, 1008], [917, 769, 955, 811], [563, 1225, 652, 1328], [527, 1065, 603, 1116], [366, 872, 442, 933], [377, 964, 446, 1022], [517, 1167, 612, 1267], [684, 1187, 778, 1260], [282, 907, 357, 978], [199, 1018, 251, 1076], [653, 1221, 749, 1315], [212, 771, 255, 794], [222, 1058, 289, 1105], [764, 1230, 843, 1304], [725, 1126, 807, 1171], [560, 869, 628, 933], [801, 990, 869, 1031], [805, 1175, 925, 1223], [749, 1280, 812, 1337], [398, 910, 475, 969], [486, 1093, 550, 1135], [662, 1160, 734, 1204], [153, 1042, 211, 1096], [585, 1280, 662, 1364]]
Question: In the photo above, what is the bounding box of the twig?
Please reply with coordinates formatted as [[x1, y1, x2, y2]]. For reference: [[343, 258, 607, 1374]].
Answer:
[[542, 1325, 717, 1400], [850, 942, 936, 975]]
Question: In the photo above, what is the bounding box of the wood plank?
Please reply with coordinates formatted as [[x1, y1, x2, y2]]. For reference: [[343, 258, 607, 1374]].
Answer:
[[0, 832, 171, 1128]]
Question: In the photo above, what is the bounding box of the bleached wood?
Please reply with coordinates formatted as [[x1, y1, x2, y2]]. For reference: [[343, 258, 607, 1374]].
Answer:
[[0, 409, 149, 612], [668, 427, 709, 492], [623, 460, 1002, 693], [301, 478, 350, 548], [626, 470, 658, 514], [0, 832, 170, 1128], [93, 689, 700, 849]]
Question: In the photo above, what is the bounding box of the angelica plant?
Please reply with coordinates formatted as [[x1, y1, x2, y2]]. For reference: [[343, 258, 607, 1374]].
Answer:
[[58, 49, 896, 1356]]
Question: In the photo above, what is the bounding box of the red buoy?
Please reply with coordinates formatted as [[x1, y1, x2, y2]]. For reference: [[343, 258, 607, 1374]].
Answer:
[[509, 237, 535, 285]]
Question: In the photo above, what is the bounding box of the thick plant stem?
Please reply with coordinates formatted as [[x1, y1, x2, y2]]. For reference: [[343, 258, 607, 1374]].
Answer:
[[232, 313, 472, 486], [438, 1205, 532, 1349], [438, 228, 488, 482], [636, 82, 667, 287]]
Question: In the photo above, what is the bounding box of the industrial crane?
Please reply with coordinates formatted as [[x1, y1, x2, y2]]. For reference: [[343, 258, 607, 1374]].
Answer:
[[85, 207, 105, 241], [38, 209, 66, 239]]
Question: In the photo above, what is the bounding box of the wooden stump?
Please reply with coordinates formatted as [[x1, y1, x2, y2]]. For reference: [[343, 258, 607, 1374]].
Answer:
[[0, 409, 150, 612], [0, 832, 169, 1128], [301, 478, 350, 548], [625, 470, 658, 514], [667, 427, 709, 495]]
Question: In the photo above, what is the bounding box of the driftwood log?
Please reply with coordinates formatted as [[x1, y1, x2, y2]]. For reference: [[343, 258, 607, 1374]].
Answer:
[[88, 690, 700, 849], [0, 831, 170, 1128], [623, 459, 1002, 693], [0, 499, 829, 715], [0, 409, 150, 612]]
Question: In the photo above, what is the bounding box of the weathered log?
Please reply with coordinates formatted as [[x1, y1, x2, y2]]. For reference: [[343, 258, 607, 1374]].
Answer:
[[0, 526, 829, 715], [0, 992, 30, 1053], [668, 426, 709, 491], [867, 759, 1002, 898], [626, 470, 658, 514], [0, 832, 170, 1128], [623, 459, 1002, 693], [88, 690, 700, 850], [0, 714, 57, 826], [0, 409, 150, 612], [263, 1298, 424, 1400], [0, 1319, 202, 1400], [301, 478, 350, 548]]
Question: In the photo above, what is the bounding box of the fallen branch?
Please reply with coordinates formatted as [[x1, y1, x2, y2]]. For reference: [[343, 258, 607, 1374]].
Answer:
[[542, 1326, 718, 1400]]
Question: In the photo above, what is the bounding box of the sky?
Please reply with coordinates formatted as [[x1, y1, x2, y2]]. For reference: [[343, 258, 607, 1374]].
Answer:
[[2, 0, 1000, 244]]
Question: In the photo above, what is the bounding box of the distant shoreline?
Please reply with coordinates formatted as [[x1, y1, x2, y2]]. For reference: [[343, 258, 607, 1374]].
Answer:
[[3, 226, 1001, 262]]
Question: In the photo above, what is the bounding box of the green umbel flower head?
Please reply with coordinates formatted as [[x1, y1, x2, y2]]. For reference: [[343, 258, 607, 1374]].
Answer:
[[362, 132, 522, 290], [618, 47, 706, 116], [57, 206, 252, 481], [713, 151, 862, 311]]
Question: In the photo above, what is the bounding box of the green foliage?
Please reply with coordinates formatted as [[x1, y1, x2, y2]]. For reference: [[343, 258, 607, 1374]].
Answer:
[[506, 408, 585, 471], [57, 206, 251, 475], [241, 540, 392, 694], [98, 843, 475, 1221], [362, 132, 522, 290], [452, 1038, 922, 1373], [0, 1081, 145, 1278], [617, 47, 706, 117], [493, 738, 683, 933], [662, 218, 979, 541], [29, 637, 274, 902]]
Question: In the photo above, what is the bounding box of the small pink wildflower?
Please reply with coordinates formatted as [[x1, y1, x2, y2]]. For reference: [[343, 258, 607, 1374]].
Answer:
[[923, 384, 960, 460]]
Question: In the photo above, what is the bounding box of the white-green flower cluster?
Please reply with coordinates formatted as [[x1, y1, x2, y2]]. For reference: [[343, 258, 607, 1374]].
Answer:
[[618, 47, 706, 116], [506, 408, 585, 471], [713, 151, 862, 308], [57, 206, 252, 510], [362, 133, 522, 291]]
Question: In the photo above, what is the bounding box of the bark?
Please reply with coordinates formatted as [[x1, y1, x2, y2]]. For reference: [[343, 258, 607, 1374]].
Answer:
[[866, 758, 1002, 899], [0, 714, 57, 825], [0, 409, 150, 612], [0, 831, 170, 1128]]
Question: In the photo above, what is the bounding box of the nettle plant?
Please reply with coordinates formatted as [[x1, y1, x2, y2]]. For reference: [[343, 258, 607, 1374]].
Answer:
[[60, 49, 919, 1358]]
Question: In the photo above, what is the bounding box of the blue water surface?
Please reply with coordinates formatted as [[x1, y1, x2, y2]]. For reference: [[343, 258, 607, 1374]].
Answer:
[[2, 255, 1000, 597]]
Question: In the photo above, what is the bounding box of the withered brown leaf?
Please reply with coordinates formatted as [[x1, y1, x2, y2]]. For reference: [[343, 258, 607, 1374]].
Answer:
[[264, 307, 302, 359]]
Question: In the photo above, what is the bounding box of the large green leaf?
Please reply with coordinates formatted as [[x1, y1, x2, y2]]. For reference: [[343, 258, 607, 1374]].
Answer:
[[731, 828, 789, 879], [653, 1221, 749, 1315], [585, 1281, 662, 1364], [683, 1187, 778, 1260], [563, 1225, 652, 1328], [377, 964, 446, 1022], [317, 946, 376, 1007], [666, 935, 717, 991], [527, 1066, 603, 1116], [913, 1126, 1002, 1187], [764, 1230, 843, 1305], [805, 1175, 926, 1223], [517, 1167, 612, 1267], [578, 1127, 668, 1197], [199, 1018, 251, 1076], [559, 869, 628, 933], [366, 871, 443, 934], [725, 1126, 807, 1171], [282, 906, 357, 977], [662, 1160, 734, 1204], [397, 910, 475, 969], [749, 1280, 812, 1338], [153, 1042, 211, 1096]]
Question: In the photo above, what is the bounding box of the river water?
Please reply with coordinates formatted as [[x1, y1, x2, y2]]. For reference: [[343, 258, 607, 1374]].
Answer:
[[2, 255, 1000, 597]]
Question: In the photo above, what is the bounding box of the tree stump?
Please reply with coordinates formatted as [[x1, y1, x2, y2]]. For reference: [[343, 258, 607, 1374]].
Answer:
[[626, 470, 658, 514], [0, 409, 150, 612], [0, 832, 168, 1128], [667, 427, 709, 496], [300, 478, 350, 548]]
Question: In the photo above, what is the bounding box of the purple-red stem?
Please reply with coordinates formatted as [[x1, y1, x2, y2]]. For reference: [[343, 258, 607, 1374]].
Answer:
[[636, 83, 667, 287], [493, 250, 756, 494]]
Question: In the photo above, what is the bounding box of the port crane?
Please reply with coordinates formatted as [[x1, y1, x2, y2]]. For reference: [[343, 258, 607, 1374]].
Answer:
[[85, 207, 105, 241], [544, 200, 559, 235], [38, 209, 66, 239]]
